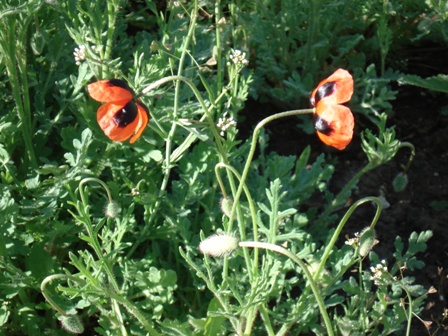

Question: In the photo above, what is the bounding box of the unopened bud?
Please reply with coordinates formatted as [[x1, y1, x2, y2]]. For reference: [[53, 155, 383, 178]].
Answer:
[[393, 172, 408, 192], [59, 315, 84, 334], [359, 227, 377, 257], [104, 200, 121, 218], [220, 196, 233, 218], [199, 233, 239, 257]]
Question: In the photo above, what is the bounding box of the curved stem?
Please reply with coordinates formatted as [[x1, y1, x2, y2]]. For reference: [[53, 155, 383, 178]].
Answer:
[[79, 177, 113, 205], [314, 196, 382, 281], [399, 142, 415, 174], [127, 2, 199, 258], [278, 196, 382, 335], [227, 109, 314, 226], [75, 178, 128, 334], [41, 274, 160, 336], [41, 274, 74, 316], [239, 241, 334, 336], [316, 161, 375, 226]]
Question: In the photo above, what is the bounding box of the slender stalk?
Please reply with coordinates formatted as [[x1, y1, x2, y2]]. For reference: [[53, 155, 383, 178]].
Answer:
[[239, 241, 334, 336], [402, 286, 413, 336], [215, 163, 259, 276], [315, 161, 375, 227], [277, 196, 382, 334], [227, 109, 314, 227], [399, 142, 415, 174], [313, 196, 382, 281], [126, 2, 199, 257], [77, 178, 127, 335], [41, 274, 160, 335]]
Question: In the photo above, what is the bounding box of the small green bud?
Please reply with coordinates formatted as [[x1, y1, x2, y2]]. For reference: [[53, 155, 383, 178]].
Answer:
[[220, 196, 233, 218], [359, 227, 377, 257], [392, 172, 408, 192], [59, 315, 84, 334]]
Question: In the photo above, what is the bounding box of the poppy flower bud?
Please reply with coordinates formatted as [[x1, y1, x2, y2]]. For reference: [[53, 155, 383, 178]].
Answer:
[[393, 172, 408, 192], [59, 315, 84, 334], [359, 227, 377, 257], [104, 200, 121, 218], [199, 233, 239, 257], [220, 196, 234, 218]]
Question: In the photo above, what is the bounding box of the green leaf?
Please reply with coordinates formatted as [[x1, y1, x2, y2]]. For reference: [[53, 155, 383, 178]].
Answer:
[[398, 74, 448, 93]]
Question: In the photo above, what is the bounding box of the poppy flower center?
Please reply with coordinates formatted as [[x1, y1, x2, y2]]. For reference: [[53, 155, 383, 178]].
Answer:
[[113, 101, 138, 127]]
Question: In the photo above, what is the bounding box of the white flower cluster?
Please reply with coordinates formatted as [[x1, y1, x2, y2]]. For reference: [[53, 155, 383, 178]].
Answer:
[[73, 45, 86, 66], [74, 45, 96, 66], [345, 231, 360, 246], [217, 112, 237, 136], [370, 260, 390, 284], [229, 49, 249, 66]]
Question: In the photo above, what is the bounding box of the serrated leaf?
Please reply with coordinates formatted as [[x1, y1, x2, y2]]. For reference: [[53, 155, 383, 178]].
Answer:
[[398, 74, 448, 93]]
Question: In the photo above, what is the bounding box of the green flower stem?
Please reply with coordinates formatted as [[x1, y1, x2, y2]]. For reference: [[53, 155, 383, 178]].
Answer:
[[0, 10, 37, 167], [125, 2, 200, 258], [278, 196, 382, 335], [215, 163, 259, 279], [214, 0, 223, 96], [41, 274, 79, 316], [41, 274, 160, 336], [104, 1, 118, 62], [316, 161, 375, 226], [399, 142, 415, 174], [161, 0, 198, 200], [132, 73, 248, 270], [402, 285, 414, 336], [239, 241, 334, 336], [313, 196, 382, 281], [227, 109, 315, 228], [259, 304, 275, 336], [179, 247, 240, 332], [77, 178, 127, 334], [79, 177, 113, 204]]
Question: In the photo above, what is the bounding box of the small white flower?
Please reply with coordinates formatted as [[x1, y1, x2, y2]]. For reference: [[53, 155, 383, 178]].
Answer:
[[229, 49, 249, 66], [345, 231, 360, 246], [73, 45, 86, 66], [216, 112, 237, 136], [369, 261, 389, 284]]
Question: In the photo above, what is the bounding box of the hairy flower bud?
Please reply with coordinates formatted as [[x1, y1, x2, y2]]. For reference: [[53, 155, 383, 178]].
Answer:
[[220, 196, 234, 218], [104, 200, 121, 218], [199, 233, 239, 257], [59, 315, 84, 334]]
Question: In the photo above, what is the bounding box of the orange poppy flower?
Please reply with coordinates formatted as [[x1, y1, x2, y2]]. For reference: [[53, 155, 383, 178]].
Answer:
[[87, 79, 149, 143], [310, 69, 354, 150]]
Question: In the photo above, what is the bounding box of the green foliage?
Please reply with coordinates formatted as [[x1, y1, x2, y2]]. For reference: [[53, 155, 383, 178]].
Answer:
[[0, 0, 439, 334], [398, 73, 448, 93]]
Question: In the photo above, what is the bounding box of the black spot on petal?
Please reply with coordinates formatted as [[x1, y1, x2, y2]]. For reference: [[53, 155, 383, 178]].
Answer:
[[113, 101, 138, 127], [314, 115, 333, 135], [314, 81, 336, 105]]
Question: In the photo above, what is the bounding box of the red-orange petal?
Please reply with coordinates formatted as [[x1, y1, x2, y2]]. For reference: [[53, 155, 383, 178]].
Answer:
[[97, 101, 135, 142], [310, 69, 354, 106], [314, 101, 354, 150], [88, 80, 133, 103], [129, 103, 149, 144]]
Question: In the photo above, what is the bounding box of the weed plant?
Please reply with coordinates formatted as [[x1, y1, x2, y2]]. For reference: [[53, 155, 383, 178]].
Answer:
[[0, 0, 443, 335]]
